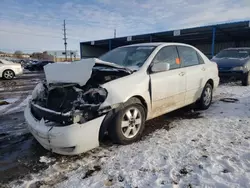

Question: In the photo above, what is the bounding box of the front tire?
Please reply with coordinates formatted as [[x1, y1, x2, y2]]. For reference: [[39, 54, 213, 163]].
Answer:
[[2, 70, 15, 80], [242, 72, 250, 86], [198, 83, 213, 110], [108, 98, 146, 145]]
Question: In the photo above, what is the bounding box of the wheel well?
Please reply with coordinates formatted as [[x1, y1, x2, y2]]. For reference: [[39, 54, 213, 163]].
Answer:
[[98, 95, 148, 142], [2, 69, 15, 77], [131, 95, 148, 118], [206, 79, 214, 89]]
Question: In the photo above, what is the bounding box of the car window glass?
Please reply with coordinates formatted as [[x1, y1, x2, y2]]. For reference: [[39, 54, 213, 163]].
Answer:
[[197, 52, 205, 64], [99, 46, 155, 68], [152, 46, 180, 70], [177, 46, 200, 67], [107, 50, 127, 65]]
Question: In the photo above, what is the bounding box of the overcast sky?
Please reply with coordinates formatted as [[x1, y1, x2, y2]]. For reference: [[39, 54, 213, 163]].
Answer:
[[0, 0, 250, 53]]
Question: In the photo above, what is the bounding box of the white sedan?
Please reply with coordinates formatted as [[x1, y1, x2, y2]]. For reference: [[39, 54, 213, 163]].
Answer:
[[24, 43, 219, 155], [0, 59, 23, 79]]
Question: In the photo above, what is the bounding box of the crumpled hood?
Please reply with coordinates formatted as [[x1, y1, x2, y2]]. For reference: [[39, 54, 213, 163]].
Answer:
[[44, 59, 95, 86], [44, 58, 132, 86]]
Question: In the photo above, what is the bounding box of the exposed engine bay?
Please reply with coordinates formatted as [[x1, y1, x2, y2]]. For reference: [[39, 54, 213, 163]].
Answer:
[[31, 63, 132, 126]]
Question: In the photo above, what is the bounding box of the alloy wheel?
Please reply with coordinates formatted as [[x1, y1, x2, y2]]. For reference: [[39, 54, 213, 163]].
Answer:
[[203, 87, 212, 106], [4, 70, 14, 79], [121, 107, 142, 139]]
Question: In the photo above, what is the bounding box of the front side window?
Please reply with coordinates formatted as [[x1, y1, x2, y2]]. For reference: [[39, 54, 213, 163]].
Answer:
[[152, 46, 180, 70], [177, 46, 200, 67], [99, 46, 156, 68]]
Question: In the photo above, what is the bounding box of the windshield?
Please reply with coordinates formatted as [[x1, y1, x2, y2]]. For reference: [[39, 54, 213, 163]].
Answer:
[[215, 50, 249, 59], [99, 46, 156, 67]]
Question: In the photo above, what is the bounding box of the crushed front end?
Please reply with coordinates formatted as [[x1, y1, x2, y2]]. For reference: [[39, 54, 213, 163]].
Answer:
[[24, 59, 132, 155], [30, 82, 109, 125]]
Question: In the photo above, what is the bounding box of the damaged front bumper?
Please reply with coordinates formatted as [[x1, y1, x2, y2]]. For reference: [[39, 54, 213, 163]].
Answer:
[[24, 104, 106, 155]]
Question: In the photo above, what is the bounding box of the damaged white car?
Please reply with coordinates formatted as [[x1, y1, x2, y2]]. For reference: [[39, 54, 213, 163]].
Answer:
[[24, 43, 219, 155]]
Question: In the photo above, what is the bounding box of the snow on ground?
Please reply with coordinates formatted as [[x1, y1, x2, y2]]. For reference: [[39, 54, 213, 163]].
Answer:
[[11, 84, 250, 188], [0, 98, 19, 111], [0, 95, 31, 115]]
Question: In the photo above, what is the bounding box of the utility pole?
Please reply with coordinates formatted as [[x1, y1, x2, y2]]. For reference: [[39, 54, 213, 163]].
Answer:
[[114, 29, 116, 38], [63, 20, 67, 61]]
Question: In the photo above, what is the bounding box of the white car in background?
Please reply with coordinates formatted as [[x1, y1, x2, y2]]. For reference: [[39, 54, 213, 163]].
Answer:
[[0, 59, 23, 79], [24, 43, 219, 155]]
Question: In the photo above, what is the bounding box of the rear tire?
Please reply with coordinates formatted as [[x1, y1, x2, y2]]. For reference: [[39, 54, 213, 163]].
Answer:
[[2, 70, 15, 80], [198, 83, 213, 110], [108, 97, 146, 145], [242, 72, 250, 86]]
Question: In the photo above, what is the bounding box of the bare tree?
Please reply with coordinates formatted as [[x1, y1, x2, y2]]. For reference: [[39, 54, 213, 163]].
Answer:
[[30, 52, 54, 61], [42, 51, 54, 61], [14, 51, 23, 58]]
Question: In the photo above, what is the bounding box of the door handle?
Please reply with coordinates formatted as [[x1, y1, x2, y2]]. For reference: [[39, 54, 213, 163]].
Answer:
[[179, 72, 185, 76]]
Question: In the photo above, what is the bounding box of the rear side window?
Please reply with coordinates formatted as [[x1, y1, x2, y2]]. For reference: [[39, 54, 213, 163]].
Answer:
[[152, 46, 180, 70], [177, 46, 200, 67], [197, 52, 205, 64]]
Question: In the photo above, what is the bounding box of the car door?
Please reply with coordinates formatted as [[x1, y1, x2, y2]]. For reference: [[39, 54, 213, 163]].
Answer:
[[149, 46, 186, 118], [177, 46, 207, 105]]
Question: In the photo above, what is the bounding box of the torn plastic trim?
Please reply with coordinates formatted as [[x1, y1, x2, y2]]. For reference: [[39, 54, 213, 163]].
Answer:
[[98, 102, 122, 115], [30, 100, 122, 126], [31, 102, 71, 116]]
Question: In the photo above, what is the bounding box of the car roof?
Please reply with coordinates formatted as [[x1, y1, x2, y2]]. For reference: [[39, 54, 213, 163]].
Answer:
[[120, 42, 193, 48], [0, 59, 14, 64], [224, 47, 250, 50]]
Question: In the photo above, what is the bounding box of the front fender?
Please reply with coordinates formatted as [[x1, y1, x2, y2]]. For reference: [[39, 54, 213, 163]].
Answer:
[[100, 72, 150, 108]]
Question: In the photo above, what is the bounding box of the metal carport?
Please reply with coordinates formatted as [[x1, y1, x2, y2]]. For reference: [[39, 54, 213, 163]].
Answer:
[[80, 20, 250, 59]]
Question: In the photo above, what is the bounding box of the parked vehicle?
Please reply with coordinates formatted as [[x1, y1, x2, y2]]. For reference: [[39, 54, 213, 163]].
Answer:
[[26, 60, 54, 71], [23, 60, 38, 69], [212, 48, 250, 86], [24, 43, 219, 155], [0, 59, 23, 80]]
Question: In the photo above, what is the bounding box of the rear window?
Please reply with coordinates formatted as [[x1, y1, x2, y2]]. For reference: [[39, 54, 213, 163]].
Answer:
[[215, 50, 249, 59]]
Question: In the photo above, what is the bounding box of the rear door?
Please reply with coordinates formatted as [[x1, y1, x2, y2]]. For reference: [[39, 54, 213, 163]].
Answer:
[[150, 46, 186, 118], [177, 46, 207, 105]]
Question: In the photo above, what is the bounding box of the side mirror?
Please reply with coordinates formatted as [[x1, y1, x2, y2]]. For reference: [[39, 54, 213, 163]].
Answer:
[[151, 63, 170, 73]]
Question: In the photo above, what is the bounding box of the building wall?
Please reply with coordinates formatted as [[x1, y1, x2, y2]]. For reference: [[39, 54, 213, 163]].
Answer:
[[80, 40, 250, 59], [54, 57, 80, 62], [47, 50, 78, 57], [47, 50, 79, 62]]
